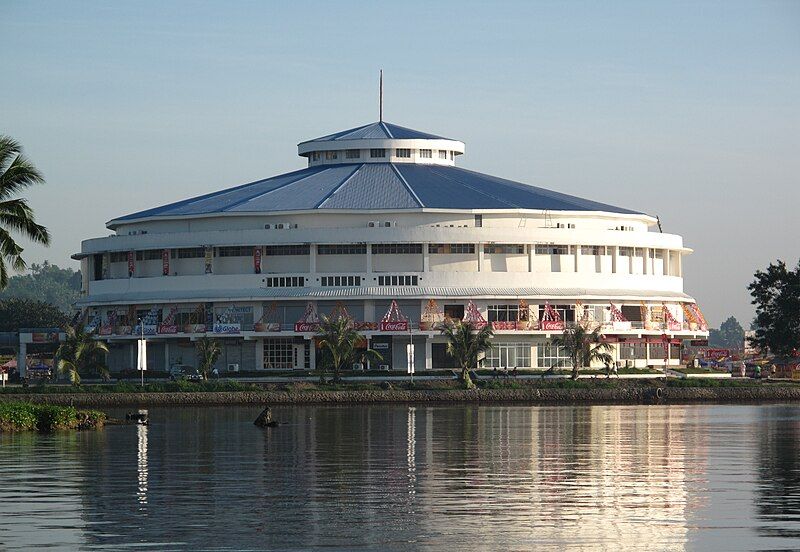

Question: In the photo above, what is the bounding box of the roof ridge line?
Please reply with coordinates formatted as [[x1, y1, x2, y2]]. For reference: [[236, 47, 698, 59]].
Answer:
[[389, 164, 424, 208], [380, 121, 394, 138], [426, 165, 520, 208], [314, 164, 363, 208]]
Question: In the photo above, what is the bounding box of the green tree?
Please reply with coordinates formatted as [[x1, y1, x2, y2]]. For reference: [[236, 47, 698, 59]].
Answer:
[[709, 316, 745, 350], [0, 261, 81, 313], [316, 313, 382, 383], [748, 260, 800, 357], [440, 321, 494, 389], [552, 325, 614, 380], [0, 298, 68, 332], [195, 336, 222, 379], [56, 324, 109, 385], [0, 136, 50, 289]]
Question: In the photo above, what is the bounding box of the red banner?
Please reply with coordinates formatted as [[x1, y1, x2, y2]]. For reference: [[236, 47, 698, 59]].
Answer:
[[162, 249, 170, 276], [254, 247, 262, 274], [127, 251, 135, 277]]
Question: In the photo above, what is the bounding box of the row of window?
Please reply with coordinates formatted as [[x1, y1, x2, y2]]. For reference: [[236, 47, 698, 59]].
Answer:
[[311, 149, 455, 161], [484, 244, 525, 254], [320, 276, 361, 287], [428, 243, 475, 254], [377, 275, 419, 286], [264, 277, 305, 288], [371, 243, 423, 255], [317, 244, 367, 255]]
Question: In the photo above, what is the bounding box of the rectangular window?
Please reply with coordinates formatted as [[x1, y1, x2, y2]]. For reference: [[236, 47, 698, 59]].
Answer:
[[318, 244, 367, 255], [325, 151, 338, 160], [263, 338, 296, 369], [428, 243, 475, 254], [537, 304, 576, 323], [537, 343, 570, 368], [439, 150, 447, 159], [419, 149, 432, 158], [177, 247, 205, 259], [484, 244, 525, 254], [110, 251, 128, 263], [371, 243, 423, 255], [311, 152, 320, 161], [320, 276, 361, 287], [395, 148, 411, 158], [370, 148, 385, 158], [487, 304, 520, 322], [474, 214, 482, 227], [534, 244, 569, 255], [377, 275, 418, 286], [218, 246, 253, 257], [264, 276, 304, 287], [135, 249, 162, 261], [581, 245, 607, 255], [485, 343, 531, 368], [619, 342, 646, 360], [264, 245, 309, 256], [345, 149, 361, 159], [619, 247, 633, 256], [444, 304, 465, 320]]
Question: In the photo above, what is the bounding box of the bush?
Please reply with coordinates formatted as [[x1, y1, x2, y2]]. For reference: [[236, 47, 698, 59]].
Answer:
[[0, 401, 106, 432]]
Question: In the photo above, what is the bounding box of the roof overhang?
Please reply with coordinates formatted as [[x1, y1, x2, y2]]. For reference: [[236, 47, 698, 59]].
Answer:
[[297, 138, 465, 157]]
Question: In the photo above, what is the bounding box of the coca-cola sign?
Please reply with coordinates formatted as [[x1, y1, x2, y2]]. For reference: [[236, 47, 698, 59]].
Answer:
[[294, 322, 319, 333], [540, 321, 565, 331], [158, 324, 178, 334], [380, 320, 408, 332]]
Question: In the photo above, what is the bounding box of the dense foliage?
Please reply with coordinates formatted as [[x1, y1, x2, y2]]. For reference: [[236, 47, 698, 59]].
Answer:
[[56, 325, 110, 384], [316, 314, 382, 382], [0, 261, 81, 313], [748, 260, 800, 357], [0, 297, 68, 331], [0, 401, 105, 432], [196, 336, 222, 379], [709, 316, 745, 350], [0, 136, 50, 289]]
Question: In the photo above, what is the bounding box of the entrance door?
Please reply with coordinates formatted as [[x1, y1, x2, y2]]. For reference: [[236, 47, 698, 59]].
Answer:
[[497, 346, 517, 369]]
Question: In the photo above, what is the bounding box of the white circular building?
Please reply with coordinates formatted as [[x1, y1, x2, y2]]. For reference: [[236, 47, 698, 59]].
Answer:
[[74, 120, 709, 373]]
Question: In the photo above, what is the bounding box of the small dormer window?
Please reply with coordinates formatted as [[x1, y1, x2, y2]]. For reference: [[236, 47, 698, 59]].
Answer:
[[395, 148, 411, 158], [439, 150, 447, 159], [420, 149, 432, 158], [370, 148, 385, 158], [345, 149, 360, 159], [325, 151, 338, 160]]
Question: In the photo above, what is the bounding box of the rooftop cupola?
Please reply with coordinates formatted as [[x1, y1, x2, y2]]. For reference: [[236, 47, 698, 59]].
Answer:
[[297, 121, 465, 167]]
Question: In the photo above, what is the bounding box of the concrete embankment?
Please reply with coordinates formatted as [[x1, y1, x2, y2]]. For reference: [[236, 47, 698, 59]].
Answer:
[[3, 385, 800, 407]]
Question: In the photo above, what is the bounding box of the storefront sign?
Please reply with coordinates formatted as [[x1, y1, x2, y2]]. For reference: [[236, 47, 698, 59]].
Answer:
[[294, 322, 319, 333], [704, 348, 730, 360], [380, 320, 408, 332], [158, 324, 178, 334], [491, 321, 516, 330], [540, 320, 565, 331], [213, 323, 241, 334], [31, 332, 59, 343], [134, 325, 158, 336]]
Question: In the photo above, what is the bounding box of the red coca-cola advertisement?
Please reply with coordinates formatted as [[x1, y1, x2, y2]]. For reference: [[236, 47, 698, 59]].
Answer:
[[380, 320, 408, 332], [294, 322, 319, 333], [162, 249, 170, 276], [254, 247, 261, 274], [540, 320, 565, 331], [158, 325, 178, 334]]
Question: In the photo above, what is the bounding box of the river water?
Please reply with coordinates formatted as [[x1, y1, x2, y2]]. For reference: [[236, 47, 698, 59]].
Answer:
[[1, 404, 799, 551]]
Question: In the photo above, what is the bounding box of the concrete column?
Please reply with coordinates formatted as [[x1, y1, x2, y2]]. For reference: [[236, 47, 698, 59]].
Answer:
[[574, 244, 581, 272], [664, 250, 671, 276], [528, 244, 534, 272], [309, 245, 317, 273], [17, 341, 27, 378], [365, 336, 371, 370], [611, 246, 618, 274], [422, 243, 430, 272], [164, 341, 170, 370], [425, 337, 433, 370], [364, 300, 375, 322], [308, 338, 316, 371], [677, 252, 682, 277], [255, 338, 264, 370], [366, 244, 373, 273], [130, 342, 136, 370], [477, 243, 484, 272]]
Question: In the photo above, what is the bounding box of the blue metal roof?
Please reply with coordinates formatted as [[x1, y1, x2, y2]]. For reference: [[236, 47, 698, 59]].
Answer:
[[301, 121, 452, 143], [111, 163, 642, 224]]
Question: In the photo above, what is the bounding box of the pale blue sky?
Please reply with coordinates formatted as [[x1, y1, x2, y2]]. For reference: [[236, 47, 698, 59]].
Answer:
[[2, 1, 798, 326]]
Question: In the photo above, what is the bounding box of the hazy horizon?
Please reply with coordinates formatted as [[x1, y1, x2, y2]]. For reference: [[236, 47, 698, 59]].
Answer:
[[2, 1, 798, 327]]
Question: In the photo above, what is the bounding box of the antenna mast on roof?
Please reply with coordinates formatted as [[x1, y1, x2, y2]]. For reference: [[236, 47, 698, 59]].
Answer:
[[379, 69, 383, 122]]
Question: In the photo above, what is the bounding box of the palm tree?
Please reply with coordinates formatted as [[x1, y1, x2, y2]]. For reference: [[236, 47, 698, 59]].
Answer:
[[196, 336, 222, 380], [440, 321, 494, 389], [552, 325, 614, 380], [0, 136, 50, 289], [56, 324, 110, 385], [316, 314, 382, 383]]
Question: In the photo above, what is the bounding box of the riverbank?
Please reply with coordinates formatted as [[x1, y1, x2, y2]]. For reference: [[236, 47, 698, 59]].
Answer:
[[0, 401, 106, 432], [2, 380, 800, 406]]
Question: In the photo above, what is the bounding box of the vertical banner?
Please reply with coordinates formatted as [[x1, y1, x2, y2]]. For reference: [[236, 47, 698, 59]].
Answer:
[[406, 343, 415, 374], [101, 254, 109, 279], [137, 339, 147, 371], [162, 249, 170, 276], [127, 251, 135, 277], [204, 246, 213, 274], [254, 247, 262, 274]]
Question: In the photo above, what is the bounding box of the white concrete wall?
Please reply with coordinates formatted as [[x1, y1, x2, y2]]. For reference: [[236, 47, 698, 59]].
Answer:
[[484, 253, 528, 272], [372, 254, 423, 272]]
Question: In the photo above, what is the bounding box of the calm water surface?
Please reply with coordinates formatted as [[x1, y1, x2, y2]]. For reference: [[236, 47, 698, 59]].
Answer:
[[1, 404, 800, 551]]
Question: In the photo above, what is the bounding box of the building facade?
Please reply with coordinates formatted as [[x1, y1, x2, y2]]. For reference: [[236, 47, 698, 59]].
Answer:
[[74, 121, 708, 373]]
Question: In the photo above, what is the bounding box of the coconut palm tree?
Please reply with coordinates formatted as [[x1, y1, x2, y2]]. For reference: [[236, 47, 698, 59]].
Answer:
[[440, 321, 494, 389], [0, 136, 50, 289], [316, 313, 382, 383], [56, 324, 110, 385], [196, 336, 222, 380], [552, 325, 614, 380]]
